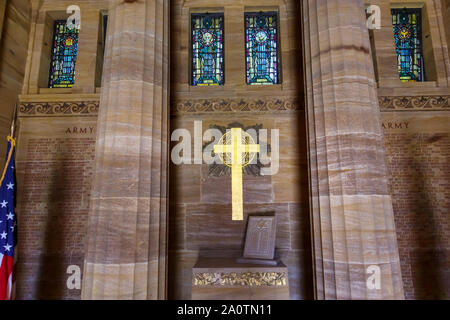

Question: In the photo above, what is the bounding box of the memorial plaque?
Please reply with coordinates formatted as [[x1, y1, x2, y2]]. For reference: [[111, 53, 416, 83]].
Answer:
[[243, 216, 277, 260]]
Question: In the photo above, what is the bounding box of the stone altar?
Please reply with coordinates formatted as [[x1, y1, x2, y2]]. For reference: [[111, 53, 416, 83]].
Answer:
[[191, 215, 289, 300], [191, 258, 290, 300]]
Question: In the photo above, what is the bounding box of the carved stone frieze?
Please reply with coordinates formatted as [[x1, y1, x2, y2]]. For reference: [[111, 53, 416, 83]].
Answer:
[[379, 96, 450, 111], [19, 101, 99, 117], [171, 97, 301, 115], [193, 272, 288, 287]]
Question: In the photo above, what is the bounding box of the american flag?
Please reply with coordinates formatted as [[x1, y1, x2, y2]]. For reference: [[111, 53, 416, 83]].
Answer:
[[0, 136, 17, 300]]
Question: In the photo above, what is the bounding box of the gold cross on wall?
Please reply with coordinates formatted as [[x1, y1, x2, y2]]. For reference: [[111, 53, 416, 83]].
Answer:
[[214, 128, 260, 221]]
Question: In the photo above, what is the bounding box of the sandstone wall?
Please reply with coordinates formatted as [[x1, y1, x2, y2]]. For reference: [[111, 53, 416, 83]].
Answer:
[[15, 100, 98, 299], [8, 0, 450, 300], [381, 109, 450, 299], [374, 0, 450, 300], [168, 0, 313, 300]]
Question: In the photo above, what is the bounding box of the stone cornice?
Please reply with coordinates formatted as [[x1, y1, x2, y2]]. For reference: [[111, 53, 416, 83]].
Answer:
[[18, 101, 99, 117], [171, 97, 302, 115], [379, 95, 450, 111]]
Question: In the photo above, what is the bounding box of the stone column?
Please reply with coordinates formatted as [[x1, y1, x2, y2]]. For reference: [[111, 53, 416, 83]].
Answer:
[[81, 0, 169, 300], [302, 0, 404, 299]]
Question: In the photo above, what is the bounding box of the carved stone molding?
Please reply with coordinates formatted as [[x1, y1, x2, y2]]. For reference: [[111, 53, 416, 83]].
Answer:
[[171, 97, 301, 115], [193, 272, 288, 287], [17, 96, 449, 117], [379, 95, 450, 111], [19, 101, 99, 117]]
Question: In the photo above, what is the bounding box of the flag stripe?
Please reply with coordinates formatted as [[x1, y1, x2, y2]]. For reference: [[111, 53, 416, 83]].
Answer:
[[7, 270, 13, 300], [0, 255, 13, 300], [0, 136, 17, 300]]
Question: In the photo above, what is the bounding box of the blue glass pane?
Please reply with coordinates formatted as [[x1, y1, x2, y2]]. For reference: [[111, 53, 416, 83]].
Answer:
[[49, 20, 79, 88], [191, 13, 224, 86], [392, 8, 424, 82], [245, 12, 279, 85]]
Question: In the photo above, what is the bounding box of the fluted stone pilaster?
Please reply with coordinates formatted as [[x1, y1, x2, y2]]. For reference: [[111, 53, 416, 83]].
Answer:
[[302, 0, 404, 299], [81, 0, 169, 300]]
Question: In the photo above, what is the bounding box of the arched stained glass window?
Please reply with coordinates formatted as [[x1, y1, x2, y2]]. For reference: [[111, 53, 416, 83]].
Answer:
[[191, 13, 224, 86], [392, 8, 424, 82], [49, 20, 79, 88], [245, 12, 280, 85]]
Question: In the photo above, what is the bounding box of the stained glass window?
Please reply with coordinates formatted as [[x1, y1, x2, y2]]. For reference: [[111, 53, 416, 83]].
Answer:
[[245, 12, 280, 85], [392, 8, 424, 82], [191, 13, 224, 86], [49, 20, 79, 88]]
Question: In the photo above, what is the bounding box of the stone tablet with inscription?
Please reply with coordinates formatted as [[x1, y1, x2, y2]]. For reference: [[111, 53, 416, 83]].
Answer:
[[243, 216, 277, 260]]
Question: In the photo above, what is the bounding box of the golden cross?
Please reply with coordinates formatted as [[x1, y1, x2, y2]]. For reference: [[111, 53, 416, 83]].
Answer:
[[214, 128, 260, 221]]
